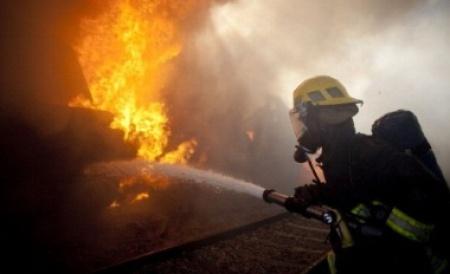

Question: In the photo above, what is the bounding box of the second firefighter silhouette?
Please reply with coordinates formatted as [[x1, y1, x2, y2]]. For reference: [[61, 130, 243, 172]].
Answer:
[[289, 76, 449, 274]]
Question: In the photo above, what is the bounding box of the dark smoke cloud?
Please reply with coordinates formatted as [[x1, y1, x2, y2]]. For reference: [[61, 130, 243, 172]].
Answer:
[[0, 0, 136, 219], [0, 2, 135, 272]]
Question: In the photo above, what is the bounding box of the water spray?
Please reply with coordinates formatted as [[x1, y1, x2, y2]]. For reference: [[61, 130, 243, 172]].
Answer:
[[88, 160, 336, 225]]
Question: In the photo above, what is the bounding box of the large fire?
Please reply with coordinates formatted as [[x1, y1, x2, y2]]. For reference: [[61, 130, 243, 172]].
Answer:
[[69, 0, 207, 164], [69, 0, 210, 207]]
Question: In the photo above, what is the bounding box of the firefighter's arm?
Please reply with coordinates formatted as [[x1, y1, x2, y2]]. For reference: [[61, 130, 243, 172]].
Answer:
[[294, 181, 340, 206], [294, 184, 318, 204]]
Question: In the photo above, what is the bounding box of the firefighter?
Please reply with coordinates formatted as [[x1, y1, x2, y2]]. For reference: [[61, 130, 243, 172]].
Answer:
[[289, 75, 449, 274]]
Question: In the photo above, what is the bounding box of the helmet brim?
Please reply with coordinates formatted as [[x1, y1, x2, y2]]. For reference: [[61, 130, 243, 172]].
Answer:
[[317, 103, 359, 124], [313, 96, 363, 106]]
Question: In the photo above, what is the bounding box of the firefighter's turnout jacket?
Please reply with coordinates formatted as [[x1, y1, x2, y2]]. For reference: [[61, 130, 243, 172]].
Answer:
[[303, 133, 449, 274]]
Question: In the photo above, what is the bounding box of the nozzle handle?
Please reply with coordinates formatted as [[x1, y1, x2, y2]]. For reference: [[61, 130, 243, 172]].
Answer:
[[305, 207, 336, 225]]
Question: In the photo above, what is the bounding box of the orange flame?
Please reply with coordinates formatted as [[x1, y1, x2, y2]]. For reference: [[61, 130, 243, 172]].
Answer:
[[69, 0, 206, 163]]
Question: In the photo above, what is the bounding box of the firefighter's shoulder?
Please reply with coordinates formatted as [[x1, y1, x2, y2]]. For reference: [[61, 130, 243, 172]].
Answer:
[[350, 133, 407, 167]]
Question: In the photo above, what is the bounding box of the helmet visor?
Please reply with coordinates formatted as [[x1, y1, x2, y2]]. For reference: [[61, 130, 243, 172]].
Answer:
[[289, 108, 307, 140]]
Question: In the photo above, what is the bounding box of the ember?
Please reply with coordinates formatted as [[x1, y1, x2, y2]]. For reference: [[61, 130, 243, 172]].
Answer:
[[246, 130, 255, 142], [132, 192, 150, 202]]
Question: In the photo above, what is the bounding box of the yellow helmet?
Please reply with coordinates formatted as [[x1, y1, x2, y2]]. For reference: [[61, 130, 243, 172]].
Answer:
[[293, 75, 362, 108]]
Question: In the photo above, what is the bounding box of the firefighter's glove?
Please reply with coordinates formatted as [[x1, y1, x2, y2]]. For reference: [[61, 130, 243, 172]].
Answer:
[[294, 185, 315, 204], [293, 186, 319, 218], [284, 197, 310, 217]]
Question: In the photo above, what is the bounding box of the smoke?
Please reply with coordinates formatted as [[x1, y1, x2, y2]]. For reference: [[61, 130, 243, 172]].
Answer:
[[0, 1, 295, 271], [1, 0, 449, 271], [2, 1, 448, 192], [168, 0, 450, 184]]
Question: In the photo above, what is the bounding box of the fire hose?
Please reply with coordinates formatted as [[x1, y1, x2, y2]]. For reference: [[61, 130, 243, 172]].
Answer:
[[263, 189, 357, 251], [262, 189, 336, 225], [263, 189, 387, 250]]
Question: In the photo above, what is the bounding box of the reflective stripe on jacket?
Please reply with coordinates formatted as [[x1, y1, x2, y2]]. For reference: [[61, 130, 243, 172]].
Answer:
[[386, 207, 434, 243], [348, 202, 448, 274], [350, 202, 434, 243]]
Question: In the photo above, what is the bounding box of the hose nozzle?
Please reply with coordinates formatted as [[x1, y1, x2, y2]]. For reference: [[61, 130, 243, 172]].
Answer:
[[262, 188, 336, 225], [263, 189, 289, 206]]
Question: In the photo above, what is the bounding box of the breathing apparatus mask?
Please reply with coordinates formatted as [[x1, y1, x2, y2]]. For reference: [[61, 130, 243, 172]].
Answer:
[[289, 103, 324, 185], [289, 102, 322, 163], [289, 103, 308, 141]]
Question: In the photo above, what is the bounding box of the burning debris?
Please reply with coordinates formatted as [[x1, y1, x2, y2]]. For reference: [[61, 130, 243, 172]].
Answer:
[[64, 0, 299, 210], [69, 0, 206, 163], [65, 0, 221, 209], [1, 0, 299, 272]]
